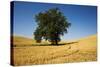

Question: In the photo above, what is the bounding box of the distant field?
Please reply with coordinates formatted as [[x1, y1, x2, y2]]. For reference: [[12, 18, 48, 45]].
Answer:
[[11, 35, 97, 66]]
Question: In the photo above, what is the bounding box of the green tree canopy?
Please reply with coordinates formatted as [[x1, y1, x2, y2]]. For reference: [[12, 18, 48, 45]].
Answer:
[[34, 8, 71, 45]]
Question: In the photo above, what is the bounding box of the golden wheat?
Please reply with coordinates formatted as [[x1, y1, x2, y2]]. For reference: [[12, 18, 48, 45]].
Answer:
[[12, 35, 97, 66]]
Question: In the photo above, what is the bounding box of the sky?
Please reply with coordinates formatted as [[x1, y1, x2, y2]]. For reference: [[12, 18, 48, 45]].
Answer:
[[12, 1, 97, 40]]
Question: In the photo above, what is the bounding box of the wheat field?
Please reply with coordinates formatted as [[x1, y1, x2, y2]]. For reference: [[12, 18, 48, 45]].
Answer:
[[11, 35, 97, 66]]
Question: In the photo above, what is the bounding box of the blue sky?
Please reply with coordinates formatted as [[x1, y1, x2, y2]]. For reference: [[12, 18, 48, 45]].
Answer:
[[13, 1, 97, 40]]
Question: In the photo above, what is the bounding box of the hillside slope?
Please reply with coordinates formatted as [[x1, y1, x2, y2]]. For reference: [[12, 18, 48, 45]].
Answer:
[[12, 34, 97, 66], [12, 36, 34, 46], [12, 36, 50, 46], [78, 35, 97, 50]]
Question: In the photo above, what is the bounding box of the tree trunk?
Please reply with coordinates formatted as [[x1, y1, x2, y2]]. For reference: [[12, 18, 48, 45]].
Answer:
[[51, 41, 54, 45], [55, 40, 58, 45]]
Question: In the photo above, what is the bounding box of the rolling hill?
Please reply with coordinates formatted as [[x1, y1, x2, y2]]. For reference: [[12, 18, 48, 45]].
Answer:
[[12, 36, 34, 46], [11, 34, 97, 66], [12, 35, 50, 46]]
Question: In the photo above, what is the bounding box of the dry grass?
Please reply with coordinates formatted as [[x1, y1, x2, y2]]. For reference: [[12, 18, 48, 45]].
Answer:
[[11, 35, 97, 66]]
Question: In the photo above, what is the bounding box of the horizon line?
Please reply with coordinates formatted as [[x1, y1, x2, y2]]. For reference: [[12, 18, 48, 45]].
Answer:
[[12, 33, 97, 41]]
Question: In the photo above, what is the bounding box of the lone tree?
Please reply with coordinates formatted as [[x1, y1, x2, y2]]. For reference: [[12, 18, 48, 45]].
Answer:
[[34, 8, 71, 45]]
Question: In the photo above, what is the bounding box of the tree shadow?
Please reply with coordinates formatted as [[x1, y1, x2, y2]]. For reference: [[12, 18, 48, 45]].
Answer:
[[13, 41, 78, 47], [52, 41, 78, 46], [66, 41, 78, 45]]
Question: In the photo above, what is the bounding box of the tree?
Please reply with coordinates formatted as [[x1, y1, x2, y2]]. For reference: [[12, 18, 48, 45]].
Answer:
[[34, 8, 71, 45]]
